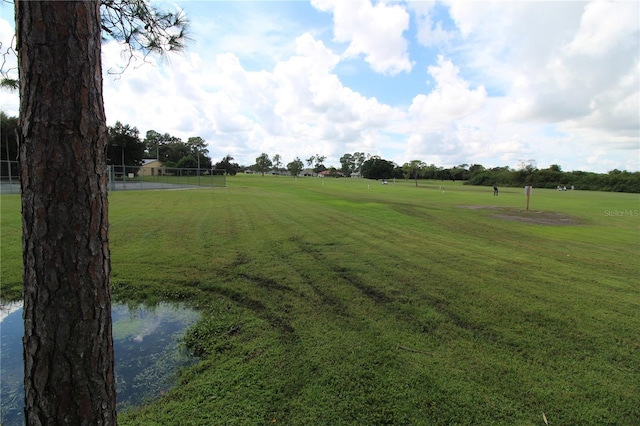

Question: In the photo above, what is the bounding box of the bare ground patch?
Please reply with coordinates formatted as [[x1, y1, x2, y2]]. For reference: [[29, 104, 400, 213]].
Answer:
[[458, 205, 581, 226]]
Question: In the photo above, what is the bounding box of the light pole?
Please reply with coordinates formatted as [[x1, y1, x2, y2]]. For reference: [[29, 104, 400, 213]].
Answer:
[[121, 145, 125, 187]]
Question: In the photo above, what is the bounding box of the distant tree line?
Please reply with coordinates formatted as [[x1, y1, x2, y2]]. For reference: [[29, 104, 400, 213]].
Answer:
[[1, 111, 241, 176], [127, 125, 212, 170], [395, 160, 639, 193], [464, 164, 640, 193], [278, 151, 640, 193], [396, 161, 640, 193], [114, 125, 251, 175], [2, 111, 638, 192]]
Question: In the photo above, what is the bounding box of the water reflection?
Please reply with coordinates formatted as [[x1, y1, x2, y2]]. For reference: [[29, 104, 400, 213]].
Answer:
[[0, 301, 200, 425]]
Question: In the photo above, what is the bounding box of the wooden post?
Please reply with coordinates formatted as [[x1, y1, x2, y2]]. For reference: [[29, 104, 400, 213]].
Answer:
[[524, 186, 532, 210]]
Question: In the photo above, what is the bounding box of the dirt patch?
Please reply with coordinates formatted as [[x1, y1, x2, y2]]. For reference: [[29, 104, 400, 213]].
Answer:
[[458, 205, 580, 226], [491, 212, 579, 225], [458, 205, 502, 210]]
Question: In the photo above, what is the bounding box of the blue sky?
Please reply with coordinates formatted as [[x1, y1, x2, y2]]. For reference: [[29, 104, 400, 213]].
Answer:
[[1, 1, 639, 172]]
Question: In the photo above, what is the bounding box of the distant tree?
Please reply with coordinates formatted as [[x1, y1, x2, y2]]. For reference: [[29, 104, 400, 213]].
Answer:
[[532, 165, 564, 188], [353, 152, 368, 174], [255, 153, 273, 176], [361, 156, 395, 180], [468, 164, 485, 177], [143, 130, 163, 158], [549, 164, 562, 172], [393, 165, 405, 179], [401, 163, 411, 181], [215, 154, 241, 175], [147, 134, 213, 169], [446, 164, 470, 182], [312, 154, 327, 173], [162, 141, 188, 167], [176, 154, 197, 169], [403, 160, 425, 187], [186, 136, 206, 154], [456, 164, 471, 180], [272, 154, 282, 176], [513, 159, 537, 185], [421, 164, 438, 180], [339, 153, 355, 176], [143, 129, 182, 160], [518, 159, 537, 173], [107, 121, 145, 168], [306, 155, 315, 167], [444, 167, 455, 181], [466, 164, 492, 185], [287, 157, 304, 177], [186, 136, 211, 169]]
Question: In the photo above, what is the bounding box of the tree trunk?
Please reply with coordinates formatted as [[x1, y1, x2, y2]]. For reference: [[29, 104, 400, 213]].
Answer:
[[16, 1, 117, 424]]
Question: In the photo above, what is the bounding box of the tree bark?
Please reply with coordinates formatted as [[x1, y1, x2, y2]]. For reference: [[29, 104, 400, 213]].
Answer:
[[16, 1, 117, 424]]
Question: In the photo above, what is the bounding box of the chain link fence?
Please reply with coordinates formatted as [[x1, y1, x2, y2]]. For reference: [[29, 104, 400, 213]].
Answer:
[[0, 160, 19, 194], [1, 161, 226, 194], [107, 165, 226, 191]]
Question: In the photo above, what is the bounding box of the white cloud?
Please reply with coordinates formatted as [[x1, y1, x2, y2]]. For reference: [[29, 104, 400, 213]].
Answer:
[[311, 0, 412, 75], [409, 1, 454, 48], [269, 33, 406, 159], [444, 2, 586, 90], [409, 55, 486, 130], [566, 1, 639, 56]]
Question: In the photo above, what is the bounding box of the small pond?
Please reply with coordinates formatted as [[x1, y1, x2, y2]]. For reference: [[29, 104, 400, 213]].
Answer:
[[0, 301, 200, 426]]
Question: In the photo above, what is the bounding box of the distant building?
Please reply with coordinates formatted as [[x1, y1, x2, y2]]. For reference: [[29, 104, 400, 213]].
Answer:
[[270, 169, 291, 176], [318, 170, 344, 178], [139, 159, 164, 176]]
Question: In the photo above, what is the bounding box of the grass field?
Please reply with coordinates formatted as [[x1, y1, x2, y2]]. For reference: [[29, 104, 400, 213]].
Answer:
[[1, 175, 639, 425]]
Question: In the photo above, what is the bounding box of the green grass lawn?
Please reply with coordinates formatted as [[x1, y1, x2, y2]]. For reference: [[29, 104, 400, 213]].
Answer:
[[1, 175, 639, 425]]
